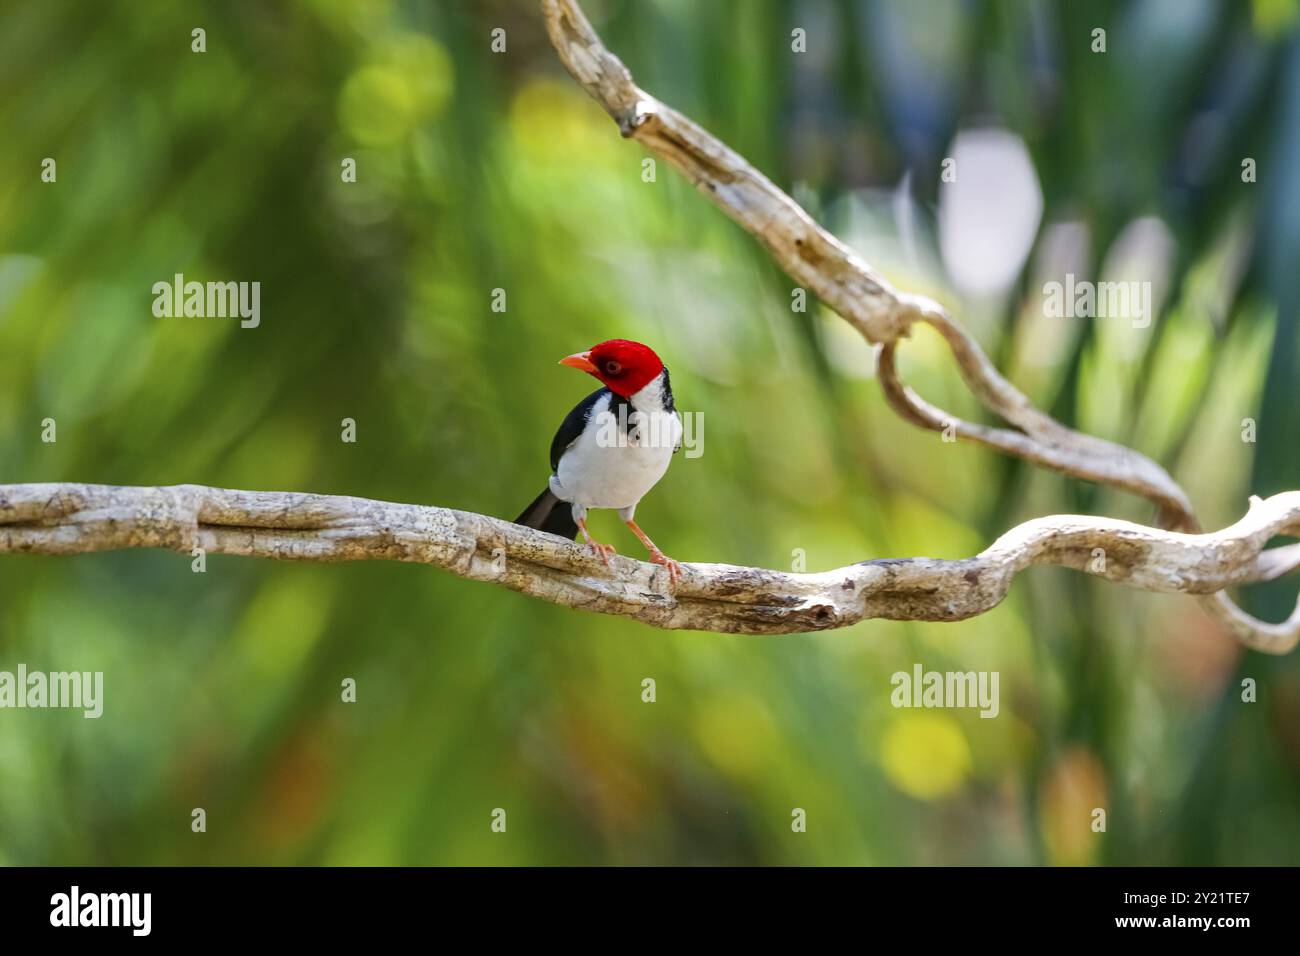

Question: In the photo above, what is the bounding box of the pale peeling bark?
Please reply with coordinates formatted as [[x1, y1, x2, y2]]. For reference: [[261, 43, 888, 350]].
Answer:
[[1, 483, 1298, 649], [538, 0, 1300, 651]]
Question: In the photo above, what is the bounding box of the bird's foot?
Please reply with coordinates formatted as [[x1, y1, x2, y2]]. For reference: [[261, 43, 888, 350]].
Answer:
[[647, 550, 682, 585], [587, 540, 617, 567], [576, 517, 617, 569]]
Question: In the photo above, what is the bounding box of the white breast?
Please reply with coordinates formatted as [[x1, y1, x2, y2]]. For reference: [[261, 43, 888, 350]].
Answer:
[[552, 386, 681, 511]]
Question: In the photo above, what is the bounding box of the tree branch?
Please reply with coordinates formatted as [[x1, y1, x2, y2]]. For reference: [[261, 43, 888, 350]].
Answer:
[[2, 483, 1298, 647]]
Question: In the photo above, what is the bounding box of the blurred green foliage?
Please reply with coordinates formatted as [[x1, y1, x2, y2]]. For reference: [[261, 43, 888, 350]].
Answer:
[[0, 0, 1297, 865]]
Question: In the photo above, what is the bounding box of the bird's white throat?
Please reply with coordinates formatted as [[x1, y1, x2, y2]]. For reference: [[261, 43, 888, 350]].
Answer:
[[628, 370, 672, 413]]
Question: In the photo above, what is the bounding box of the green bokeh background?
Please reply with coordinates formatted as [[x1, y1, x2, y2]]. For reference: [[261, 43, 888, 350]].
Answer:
[[1, 0, 1298, 865]]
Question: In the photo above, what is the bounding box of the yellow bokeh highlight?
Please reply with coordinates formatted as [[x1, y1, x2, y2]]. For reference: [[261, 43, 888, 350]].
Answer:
[[1252, 0, 1300, 37], [879, 713, 972, 800], [339, 34, 452, 145], [509, 78, 619, 166], [1038, 747, 1108, 866], [694, 693, 777, 782]]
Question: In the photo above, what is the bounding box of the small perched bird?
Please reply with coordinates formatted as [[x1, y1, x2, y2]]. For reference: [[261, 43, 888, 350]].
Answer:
[[515, 339, 684, 582]]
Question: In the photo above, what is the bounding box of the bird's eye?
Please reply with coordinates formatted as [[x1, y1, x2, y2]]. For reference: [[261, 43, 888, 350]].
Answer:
[[604, 360, 622, 375]]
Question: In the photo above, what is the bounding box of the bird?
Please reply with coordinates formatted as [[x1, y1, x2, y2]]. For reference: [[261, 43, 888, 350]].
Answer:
[[514, 338, 684, 583]]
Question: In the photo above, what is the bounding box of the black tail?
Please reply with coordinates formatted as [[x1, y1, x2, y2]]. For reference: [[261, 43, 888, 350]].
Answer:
[[514, 488, 579, 540]]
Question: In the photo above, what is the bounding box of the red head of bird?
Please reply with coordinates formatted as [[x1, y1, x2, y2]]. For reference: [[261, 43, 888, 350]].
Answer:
[[559, 339, 665, 398]]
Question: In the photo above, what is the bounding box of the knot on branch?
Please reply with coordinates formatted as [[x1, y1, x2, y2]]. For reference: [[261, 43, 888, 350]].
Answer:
[[859, 294, 931, 346]]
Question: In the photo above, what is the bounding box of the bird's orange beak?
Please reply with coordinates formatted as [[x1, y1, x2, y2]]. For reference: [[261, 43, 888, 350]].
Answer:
[[559, 350, 598, 375]]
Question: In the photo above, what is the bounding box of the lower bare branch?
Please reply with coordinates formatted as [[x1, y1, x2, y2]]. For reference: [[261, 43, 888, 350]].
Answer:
[[1, 483, 1297, 649]]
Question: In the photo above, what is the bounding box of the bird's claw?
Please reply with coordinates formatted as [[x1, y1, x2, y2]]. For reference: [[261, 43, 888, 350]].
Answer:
[[649, 550, 682, 585], [588, 540, 617, 567]]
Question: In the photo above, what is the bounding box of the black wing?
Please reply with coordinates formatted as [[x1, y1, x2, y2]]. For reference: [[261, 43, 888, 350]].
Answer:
[[660, 366, 676, 413], [661, 366, 682, 454], [549, 387, 609, 472]]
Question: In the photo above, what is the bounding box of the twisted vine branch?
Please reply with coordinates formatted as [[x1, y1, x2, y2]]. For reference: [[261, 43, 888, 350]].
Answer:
[[1, 483, 1297, 645]]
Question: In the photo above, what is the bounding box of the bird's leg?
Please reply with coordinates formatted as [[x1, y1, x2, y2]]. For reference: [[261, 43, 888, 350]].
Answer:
[[576, 517, 617, 568], [624, 519, 682, 584]]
